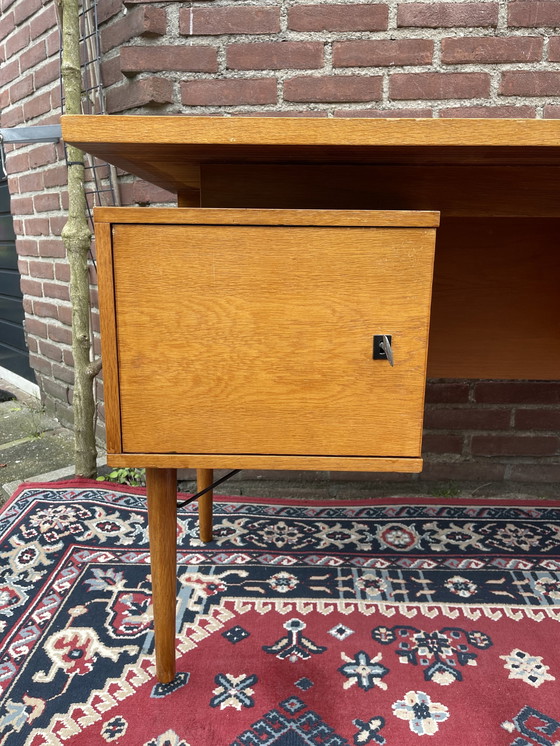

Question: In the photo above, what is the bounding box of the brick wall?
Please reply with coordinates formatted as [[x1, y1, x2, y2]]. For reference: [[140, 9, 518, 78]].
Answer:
[[1, 0, 559, 486]]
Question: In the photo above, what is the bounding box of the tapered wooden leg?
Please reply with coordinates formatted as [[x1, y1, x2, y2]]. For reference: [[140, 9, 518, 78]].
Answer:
[[197, 468, 213, 543], [146, 467, 177, 683]]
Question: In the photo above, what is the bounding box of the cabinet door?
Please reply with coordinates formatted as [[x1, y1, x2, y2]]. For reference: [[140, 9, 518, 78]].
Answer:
[[112, 223, 435, 458]]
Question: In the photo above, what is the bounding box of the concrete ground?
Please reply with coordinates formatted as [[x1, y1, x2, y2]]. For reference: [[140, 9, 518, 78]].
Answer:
[[0, 377, 77, 505]]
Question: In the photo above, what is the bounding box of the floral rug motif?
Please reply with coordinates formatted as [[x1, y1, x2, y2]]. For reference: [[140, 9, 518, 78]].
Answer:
[[1, 481, 560, 745]]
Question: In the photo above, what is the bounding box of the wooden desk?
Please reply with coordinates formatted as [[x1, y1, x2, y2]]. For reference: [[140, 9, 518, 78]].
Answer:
[[62, 116, 560, 682]]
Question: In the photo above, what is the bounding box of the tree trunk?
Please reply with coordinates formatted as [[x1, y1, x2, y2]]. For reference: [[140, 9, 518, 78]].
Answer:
[[60, 0, 100, 477]]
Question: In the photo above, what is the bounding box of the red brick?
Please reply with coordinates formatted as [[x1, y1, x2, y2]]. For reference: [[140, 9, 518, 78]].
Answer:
[[19, 39, 46, 73], [422, 433, 464, 455], [391, 72, 490, 100], [182, 78, 277, 106], [0, 105, 23, 127], [25, 218, 50, 236], [10, 196, 33, 214], [34, 193, 60, 212], [12, 218, 25, 236], [334, 39, 433, 68], [182, 7, 281, 36], [42, 377, 71, 404], [128, 180, 175, 205], [25, 317, 48, 337], [45, 29, 60, 57], [61, 349, 74, 369], [284, 75, 382, 103], [53, 361, 75, 384], [288, 4, 388, 31], [515, 408, 560, 430], [398, 2, 498, 28], [500, 71, 560, 96], [0, 57, 19, 86], [22, 89, 52, 120], [442, 36, 542, 64], [423, 408, 510, 430], [509, 1, 560, 27], [5, 151, 29, 174], [43, 282, 70, 301], [49, 216, 67, 236], [38, 239, 65, 258], [475, 381, 560, 404], [508, 464, 560, 483], [29, 143, 57, 169], [420, 461, 506, 482], [33, 300, 58, 319], [16, 239, 38, 256], [20, 277, 42, 296], [29, 5, 56, 37], [334, 107, 433, 117], [106, 77, 173, 113], [5, 26, 30, 57], [546, 37, 560, 61], [101, 56, 122, 87], [29, 353, 52, 375], [425, 382, 471, 404], [39, 339, 63, 362], [471, 434, 559, 456], [34, 58, 60, 89], [28, 259, 54, 279], [43, 166, 67, 189], [101, 7, 166, 53], [227, 42, 323, 71], [544, 105, 560, 118], [10, 75, 34, 104], [0, 11, 14, 42], [441, 105, 536, 118], [97, 0, 122, 24], [13, 0, 41, 24], [57, 304, 72, 325], [121, 44, 218, 74], [48, 323, 72, 345], [55, 263, 70, 282], [236, 110, 329, 117]]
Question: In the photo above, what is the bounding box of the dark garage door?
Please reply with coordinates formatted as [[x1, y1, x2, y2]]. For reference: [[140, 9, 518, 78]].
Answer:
[[0, 174, 34, 381]]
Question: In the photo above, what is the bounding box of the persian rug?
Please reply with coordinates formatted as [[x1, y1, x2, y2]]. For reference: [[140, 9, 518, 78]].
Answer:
[[1, 482, 560, 746]]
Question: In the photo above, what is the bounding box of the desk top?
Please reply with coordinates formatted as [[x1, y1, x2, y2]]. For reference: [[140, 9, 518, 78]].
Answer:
[[61, 115, 560, 194]]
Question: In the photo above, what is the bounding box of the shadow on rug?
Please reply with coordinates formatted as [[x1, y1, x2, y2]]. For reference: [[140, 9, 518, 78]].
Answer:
[[0, 481, 559, 745]]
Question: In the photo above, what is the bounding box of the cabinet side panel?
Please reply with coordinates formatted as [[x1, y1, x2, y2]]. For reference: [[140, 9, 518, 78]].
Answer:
[[95, 221, 122, 453]]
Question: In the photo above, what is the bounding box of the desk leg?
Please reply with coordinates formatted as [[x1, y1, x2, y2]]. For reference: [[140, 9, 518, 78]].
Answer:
[[197, 468, 213, 543], [146, 467, 177, 684]]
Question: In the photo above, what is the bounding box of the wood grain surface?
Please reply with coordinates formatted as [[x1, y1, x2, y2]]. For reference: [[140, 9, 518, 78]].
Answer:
[[94, 207, 439, 227], [107, 453, 424, 471], [95, 222, 122, 453], [110, 220, 436, 459], [200, 164, 560, 218], [428, 217, 560, 379], [63, 116, 560, 195], [146, 467, 177, 683]]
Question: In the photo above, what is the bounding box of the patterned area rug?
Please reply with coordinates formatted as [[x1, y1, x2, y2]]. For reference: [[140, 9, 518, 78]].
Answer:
[[1, 481, 560, 746]]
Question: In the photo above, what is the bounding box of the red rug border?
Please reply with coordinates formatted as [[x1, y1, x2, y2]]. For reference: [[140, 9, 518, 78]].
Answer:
[[5, 476, 559, 510]]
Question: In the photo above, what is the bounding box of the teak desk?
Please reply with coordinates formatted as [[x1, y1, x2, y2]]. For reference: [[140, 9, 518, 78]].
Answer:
[[62, 116, 560, 683]]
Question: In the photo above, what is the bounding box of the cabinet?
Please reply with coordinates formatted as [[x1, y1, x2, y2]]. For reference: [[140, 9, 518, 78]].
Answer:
[[96, 208, 438, 472]]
